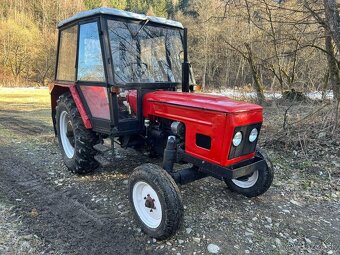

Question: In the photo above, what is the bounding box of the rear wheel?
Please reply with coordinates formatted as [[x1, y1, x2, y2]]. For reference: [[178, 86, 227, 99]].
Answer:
[[129, 163, 183, 240], [56, 92, 99, 174], [224, 148, 274, 197]]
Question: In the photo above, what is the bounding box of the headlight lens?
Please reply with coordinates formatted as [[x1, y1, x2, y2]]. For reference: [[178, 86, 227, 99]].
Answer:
[[232, 132, 242, 146], [249, 128, 258, 142]]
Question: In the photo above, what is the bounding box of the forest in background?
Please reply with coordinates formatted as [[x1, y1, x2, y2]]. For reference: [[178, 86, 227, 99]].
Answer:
[[0, 0, 339, 106]]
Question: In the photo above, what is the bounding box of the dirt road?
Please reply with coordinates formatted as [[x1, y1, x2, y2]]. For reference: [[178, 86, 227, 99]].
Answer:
[[0, 88, 339, 254]]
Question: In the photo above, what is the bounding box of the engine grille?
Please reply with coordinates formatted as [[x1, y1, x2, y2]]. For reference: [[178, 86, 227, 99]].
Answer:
[[228, 123, 262, 159]]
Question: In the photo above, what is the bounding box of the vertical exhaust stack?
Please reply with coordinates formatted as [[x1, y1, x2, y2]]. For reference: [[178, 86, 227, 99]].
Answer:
[[162, 136, 177, 173], [182, 28, 190, 93]]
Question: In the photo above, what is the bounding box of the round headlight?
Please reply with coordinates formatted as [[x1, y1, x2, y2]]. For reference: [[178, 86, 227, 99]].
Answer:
[[232, 132, 242, 146], [249, 128, 258, 142]]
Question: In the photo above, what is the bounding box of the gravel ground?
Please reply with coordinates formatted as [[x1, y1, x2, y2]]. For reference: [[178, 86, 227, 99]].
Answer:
[[0, 88, 339, 254], [0, 194, 43, 254]]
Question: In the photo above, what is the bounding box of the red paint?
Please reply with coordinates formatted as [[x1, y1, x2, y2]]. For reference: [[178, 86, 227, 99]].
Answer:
[[143, 91, 262, 114], [50, 83, 92, 129], [79, 86, 110, 120], [69, 86, 92, 129], [52, 84, 263, 167], [127, 90, 138, 113], [143, 91, 263, 167], [50, 84, 69, 116]]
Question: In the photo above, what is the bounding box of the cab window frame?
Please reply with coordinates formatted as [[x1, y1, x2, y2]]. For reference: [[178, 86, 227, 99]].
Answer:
[[55, 24, 78, 82], [76, 19, 107, 83]]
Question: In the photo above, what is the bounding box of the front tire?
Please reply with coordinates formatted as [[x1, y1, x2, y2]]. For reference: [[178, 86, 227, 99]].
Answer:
[[129, 164, 183, 240], [56, 92, 99, 174], [225, 148, 274, 197]]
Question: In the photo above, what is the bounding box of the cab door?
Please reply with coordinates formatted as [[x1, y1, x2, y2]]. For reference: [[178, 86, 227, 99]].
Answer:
[[76, 20, 111, 134], [102, 18, 144, 136]]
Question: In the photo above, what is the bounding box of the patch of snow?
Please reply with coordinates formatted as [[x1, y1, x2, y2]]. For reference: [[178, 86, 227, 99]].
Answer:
[[209, 88, 333, 100]]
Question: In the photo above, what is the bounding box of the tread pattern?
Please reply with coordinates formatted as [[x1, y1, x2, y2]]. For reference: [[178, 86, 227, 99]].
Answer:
[[129, 163, 184, 240], [56, 92, 99, 174]]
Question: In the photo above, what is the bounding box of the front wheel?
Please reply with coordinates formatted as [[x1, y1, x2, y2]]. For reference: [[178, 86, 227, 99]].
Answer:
[[128, 164, 183, 240], [224, 148, 274, 197]]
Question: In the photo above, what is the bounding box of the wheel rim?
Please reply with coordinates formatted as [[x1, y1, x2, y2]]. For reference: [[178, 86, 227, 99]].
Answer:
[[232, 170, 259, 188], [132, 181, 162, 229], [59, 111, 75, 159]]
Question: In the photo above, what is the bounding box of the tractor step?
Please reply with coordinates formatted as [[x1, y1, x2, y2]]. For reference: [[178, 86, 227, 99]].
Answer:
[[93, 143, 111, 153], [94, 154, 112, 168]]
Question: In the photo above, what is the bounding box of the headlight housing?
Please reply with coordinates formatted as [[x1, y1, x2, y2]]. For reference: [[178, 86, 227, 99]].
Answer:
[[249, 128, 258, 142], [232, 131, 242, 146]]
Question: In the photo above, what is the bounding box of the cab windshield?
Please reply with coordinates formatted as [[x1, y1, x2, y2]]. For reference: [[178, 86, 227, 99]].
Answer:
[[107, 20, 184, 84]]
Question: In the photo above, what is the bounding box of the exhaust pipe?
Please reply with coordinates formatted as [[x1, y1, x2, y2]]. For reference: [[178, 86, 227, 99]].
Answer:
[[162, 136, 177, 173]]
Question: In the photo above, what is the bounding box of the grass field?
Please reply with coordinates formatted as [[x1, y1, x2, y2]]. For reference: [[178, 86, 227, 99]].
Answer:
[[0, 87, 50, 110], [0, 88, 52, 135]]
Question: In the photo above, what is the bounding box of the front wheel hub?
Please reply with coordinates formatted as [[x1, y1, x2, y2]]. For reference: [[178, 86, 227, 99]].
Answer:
[[144, 194, 156, 210]]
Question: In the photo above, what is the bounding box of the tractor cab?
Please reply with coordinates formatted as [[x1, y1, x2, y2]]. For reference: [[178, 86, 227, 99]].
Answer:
[[54, 7, 192, 135]]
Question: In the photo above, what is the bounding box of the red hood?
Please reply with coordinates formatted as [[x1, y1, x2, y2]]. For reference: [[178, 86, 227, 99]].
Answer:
[[143, 91, 262, 113]]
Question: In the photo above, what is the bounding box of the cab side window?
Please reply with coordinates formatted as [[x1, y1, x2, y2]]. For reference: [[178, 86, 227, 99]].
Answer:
[[77, 22, 105, 82], [56, 26, 77, 81]]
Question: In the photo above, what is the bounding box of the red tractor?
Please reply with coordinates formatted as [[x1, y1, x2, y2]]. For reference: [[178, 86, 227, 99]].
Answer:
[[50, 8, 273, 240]]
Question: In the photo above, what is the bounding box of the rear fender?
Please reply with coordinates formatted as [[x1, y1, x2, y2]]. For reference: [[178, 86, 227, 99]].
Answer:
[[49, 84, 92, 135]]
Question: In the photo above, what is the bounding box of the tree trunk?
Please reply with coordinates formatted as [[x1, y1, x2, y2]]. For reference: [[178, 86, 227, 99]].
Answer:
[[334, 99, 339, 132], [324, 0, 340, 53], [325, 34, 339, 98], [323, 0, 340, 131], [201, 34, 208, 91], [325, 34, 340, 131], [245, 43, 265, 104]]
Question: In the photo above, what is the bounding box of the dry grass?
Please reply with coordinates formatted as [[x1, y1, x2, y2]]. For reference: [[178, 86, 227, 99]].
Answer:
[[0, 87, 51, 128], [260, 99, 340, 193], [262, 99, 339, 151], [0, 87, 50, 111]]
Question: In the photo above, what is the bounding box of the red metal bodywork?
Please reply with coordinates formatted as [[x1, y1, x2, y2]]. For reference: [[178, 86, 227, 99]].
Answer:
[[79, 86, 110, 120], [49, 83, 92, 129], [69, 86, 92, 128], [141, 91, 263, 167], [51, 83, 263, 168]]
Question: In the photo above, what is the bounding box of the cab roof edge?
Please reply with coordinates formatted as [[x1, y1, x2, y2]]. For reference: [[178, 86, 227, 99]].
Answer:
[[57, 7, 184, 29]]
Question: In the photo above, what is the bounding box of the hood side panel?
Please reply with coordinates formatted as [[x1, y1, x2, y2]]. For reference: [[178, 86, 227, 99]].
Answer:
[[145, 100, 227, 164], [143, 91, 264, 166], [144, 91, 262, 114]]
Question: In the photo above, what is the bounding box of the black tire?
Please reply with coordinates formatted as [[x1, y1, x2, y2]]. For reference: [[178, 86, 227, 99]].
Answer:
[[128, 163, 183, 240], [224, 148, 274, 197], [56, 92, 99, 174]]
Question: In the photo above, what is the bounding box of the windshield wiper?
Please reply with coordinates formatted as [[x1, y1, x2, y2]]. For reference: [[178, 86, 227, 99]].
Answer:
[[132, 19, 149, 39]]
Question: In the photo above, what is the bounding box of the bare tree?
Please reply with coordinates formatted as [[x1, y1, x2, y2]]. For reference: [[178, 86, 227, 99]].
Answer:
[[304, 0, 340, 130]]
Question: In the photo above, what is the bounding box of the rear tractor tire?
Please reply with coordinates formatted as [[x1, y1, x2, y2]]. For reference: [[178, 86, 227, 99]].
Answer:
[[56, 92, 99, 174], [224, 148, 274, 197], [128, 163, 183, 240]]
